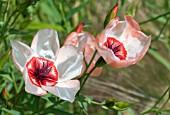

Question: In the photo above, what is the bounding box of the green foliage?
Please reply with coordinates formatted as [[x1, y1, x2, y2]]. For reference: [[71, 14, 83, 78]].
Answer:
[[113, 102, 133, 111], [102, 98, 133, 111], [0, 49, 11, 71]]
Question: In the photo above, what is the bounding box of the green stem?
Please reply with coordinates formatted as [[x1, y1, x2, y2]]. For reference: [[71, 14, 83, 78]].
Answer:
[[10, 67, 18, 94], [40, 99, 65, 113], [160, 89, 170, 110], [79, 50, 97, 82], [152, 16, 170, 42], [90, 100, 102, 106], [139, 11, 170, 25], [77, 50, 98, 95], [78, 65, 96, 95], [141, 86, 170, 115]]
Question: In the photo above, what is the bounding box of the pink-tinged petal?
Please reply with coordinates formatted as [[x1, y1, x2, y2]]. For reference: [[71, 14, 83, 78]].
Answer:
[[124, 15, 140, 31], [90, 67, 103, 76], [64, 32, 78, 46], [97, 17, 120, 44], [23, 68, 47, 96], [31, 29, 60, 60], [12, 40, 35, 72], [26, 57, 58, 87], [96, 42, 120, 64], [84, 44, 102, 76], [64, 31, 95, 52], [96, 15, 151, 68], [55, 45, 83, 81], [77, 31, 95, 51], [42, 80, 80, 102]]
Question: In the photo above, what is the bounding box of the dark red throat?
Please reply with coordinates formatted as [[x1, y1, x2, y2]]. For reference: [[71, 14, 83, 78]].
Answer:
[[104, 37, 127, 60], [26, 57, 58, 87]]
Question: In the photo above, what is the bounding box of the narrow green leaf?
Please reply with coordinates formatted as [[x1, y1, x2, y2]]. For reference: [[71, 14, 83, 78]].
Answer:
[[26, 22, 65, 32], [44, 108, 74, 115], [1, 108, 20, 115], [126, 2, 139, 17], [0, 49, 11, 71], [0, 74, 12, 82], [9, 28, 30, 35], [148, 49, 170, 71], [66, 2, 88, 20]]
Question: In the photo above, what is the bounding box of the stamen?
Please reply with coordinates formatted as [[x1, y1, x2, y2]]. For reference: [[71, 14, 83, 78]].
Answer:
[[39, 62, 45, 73], [26, 57, 58, 87], [113, 44, 121, 53], [46, 61, 49, 70], [110, 42, 114, 49]]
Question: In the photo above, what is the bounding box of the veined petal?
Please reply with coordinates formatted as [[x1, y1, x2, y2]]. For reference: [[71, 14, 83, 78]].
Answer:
[[23, 68, 47, 96], [55, 45, 83, 81], [12, 40, 35, 72], [42, 80, 80, 102], [31, 29, 60, 60]]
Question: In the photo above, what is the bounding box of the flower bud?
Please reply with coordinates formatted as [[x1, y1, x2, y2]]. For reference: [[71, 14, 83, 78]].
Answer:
[[104, 4, 118, 28]]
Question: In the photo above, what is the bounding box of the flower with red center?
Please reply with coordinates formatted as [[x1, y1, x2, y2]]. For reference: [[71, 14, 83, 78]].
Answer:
[[96, 16, 151, 68], [12, 29, 83, 102], [64, 23, 102, 77]]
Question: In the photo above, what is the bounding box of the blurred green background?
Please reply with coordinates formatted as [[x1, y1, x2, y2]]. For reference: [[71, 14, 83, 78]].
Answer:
[[0, 0, 170, 114]]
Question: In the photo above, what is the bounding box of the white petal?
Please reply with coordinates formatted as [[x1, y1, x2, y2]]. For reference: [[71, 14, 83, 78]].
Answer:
[[55, 45, 83, 81], [23, 68, 47, 96], [77, 31, 95, 51], [31, 29, 60, 60], [42, 80, 80, 102], [12, 40, 35, 72]]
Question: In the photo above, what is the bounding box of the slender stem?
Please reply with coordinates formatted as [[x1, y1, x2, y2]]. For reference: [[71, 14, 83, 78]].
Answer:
[[77, 50, 98, 95], [141, 86, 170, 115], [10, 66, 18, 94], [78, 65, 96, 94], [139, 11, 170, 25], [160, 89, 170, 109], [152, 16, 170, 42], [90, 100, 102, 106], [10, 12, 20, 27], [79, 50, 97, 82], [40, 99, 65, 113], [160, 97, 169, 110]]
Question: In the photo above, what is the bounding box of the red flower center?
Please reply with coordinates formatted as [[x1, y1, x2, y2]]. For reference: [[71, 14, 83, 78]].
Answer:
[[26, 57, 58, 87], [104, 37, 127, 60]]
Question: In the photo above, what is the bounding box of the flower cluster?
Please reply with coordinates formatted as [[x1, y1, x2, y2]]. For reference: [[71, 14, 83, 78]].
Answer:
[[12, 4, 151, 102]]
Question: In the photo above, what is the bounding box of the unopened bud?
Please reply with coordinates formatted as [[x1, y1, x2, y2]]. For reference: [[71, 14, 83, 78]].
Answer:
[[75, 22, 85, 33], [104, 4, 119, 28]]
